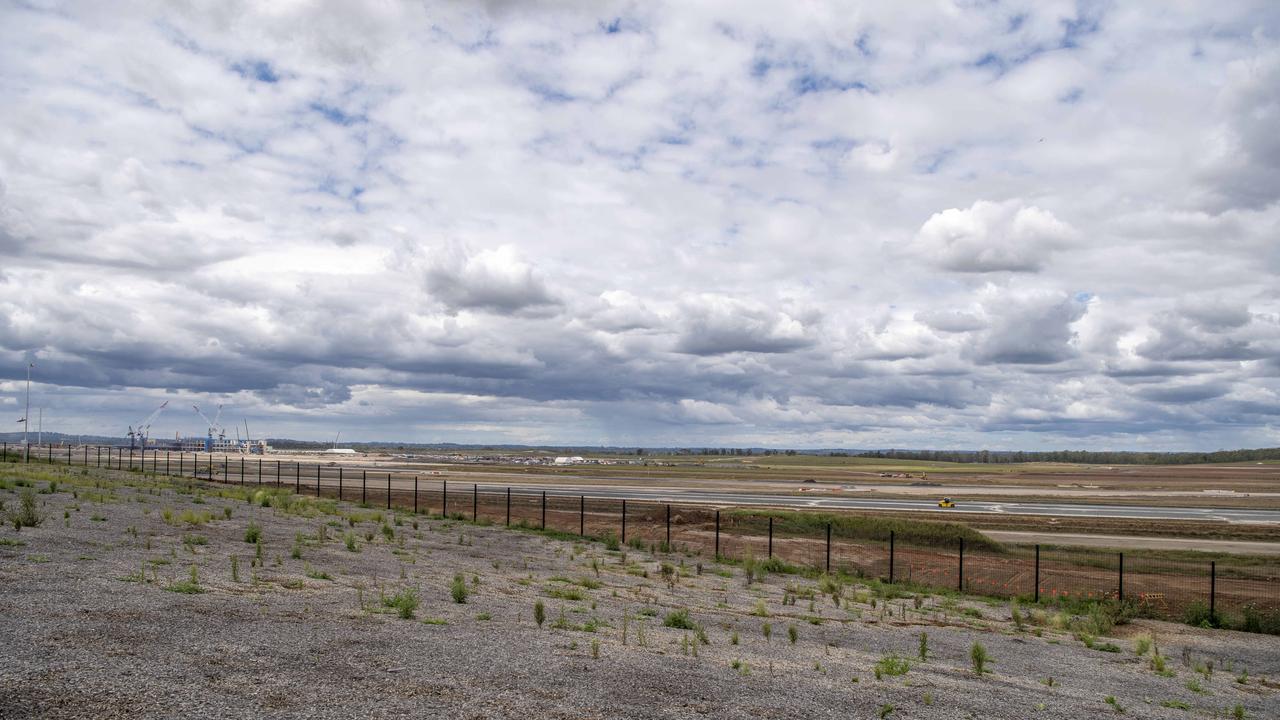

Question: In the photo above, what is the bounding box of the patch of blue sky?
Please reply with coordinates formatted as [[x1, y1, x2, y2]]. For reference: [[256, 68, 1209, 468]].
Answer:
[[310, 101, 366, 126], [232, 60, 279, 84]]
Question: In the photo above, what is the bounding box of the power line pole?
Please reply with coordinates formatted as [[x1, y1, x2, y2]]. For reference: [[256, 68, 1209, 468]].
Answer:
[[23, 362, 33, 448]]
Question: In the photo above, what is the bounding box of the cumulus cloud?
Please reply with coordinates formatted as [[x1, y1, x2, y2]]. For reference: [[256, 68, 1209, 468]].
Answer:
[[970, 290, 1089, 365], [914, 200, 1076, 273], [674, 295, 812, 356], [423, 245, 559, 314], [1, 2, 1279, 449]]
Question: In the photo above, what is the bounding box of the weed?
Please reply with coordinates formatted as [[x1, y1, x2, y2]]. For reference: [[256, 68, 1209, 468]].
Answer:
[[244, 522, 262, 543], [1104, 695, 1124, 713], [751, 599, 770, 617], [874, 655, 910, 678], [591, 638, 599, 659], [451, 573, 469, 604], [1133, 634, 1152, 656], [664, 608, 697, 630], [1184, 678, 1206, 694], [343, 532, 358, 552], [970, 641, 990, 675], [386, 587, 419, 619], [8, 489, 45, 529], [534, 600, 546, 627], [231, 555, 240, 582], [546, 587, 585, 601], [878, 703, 894, 718], [1232, 703, 1246, 720], [1159, 700, 1190, 710], [762, 622, 772, 643], [731, 631, 739, 645], [165, 565, 203, 594], [304, 564, 332, 580], [1041, 676, 1056, 687], [918, 632, 928, 662], [787, 623, 798, 645]]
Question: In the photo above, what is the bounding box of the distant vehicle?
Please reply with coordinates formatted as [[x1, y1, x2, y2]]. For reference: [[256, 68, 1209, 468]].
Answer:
[[938, 497, 956, 508]]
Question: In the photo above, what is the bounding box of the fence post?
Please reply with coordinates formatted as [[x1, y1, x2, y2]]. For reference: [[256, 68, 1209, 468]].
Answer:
[[505, 487, 510, 526], [97, 446, 101, 468], [580, 495, 585, 536], [338, 468, 343, 501], [315, 465, 320, 497], [541, 491, 546, 530], [472, 483, 477, 520], [888, 530, 895, 584], [715, 510, 720, 558], [179, 452, 183, 476], [294, 462, 299, 492], [390, 474, 394, 511], [167, 452, 171, 476], [1118, 552, 1124, 602], [958, 538, 965, 591], [442, 480, 447, 517], [768, 516, 773, 558], [621, 500, 626, 543], [362, 471, 367, 505], [414, 476, 419, 514], [257, 458, 261, 485], [666, 504, 671, 548], [825, 523, 831, 574], [1034, 545, 1041, 603], [240, 457, 245, 484], [1210, 561, 1216, 619]]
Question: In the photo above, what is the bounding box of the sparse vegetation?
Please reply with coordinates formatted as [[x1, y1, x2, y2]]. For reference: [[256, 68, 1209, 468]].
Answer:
[[970, 641, 990, 675]]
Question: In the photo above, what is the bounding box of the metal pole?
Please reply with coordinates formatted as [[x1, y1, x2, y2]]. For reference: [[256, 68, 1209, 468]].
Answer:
[[389, 474, 393, 510], [541, 491, 546, 530], [179, 452, 183, 476], [223, 455, 227, 481], [442, 480, 447, 517], [338, 468, 343, 501], [167, 452, 171, 476], [958, 538, 965, 592], [362, 470, 367, 505], [129, 448, 134, 470], [1210, 561, 1216, 619], [505, 487, 510, 526], [315, 464, 320, 497], [276, 460, 281, 486], [666, 504, 671, 548], [1118, 552, 1124, 603], [621, 499, 626, 543], [715, 510, 720, 558], [294, 462, 299, 492], [1034, 545, 1040, 603], [580, 495, 585, 536], [23, 362, 30, 450], [256, 458, 261, 485], [413, 476, 419, 513], [825, 522, 831, 574], [472, 483, 477, 520], [889, 531, 895, 584], [240, 457, 245, 484], [97, 446, 101, 468], [768, 516, 773, 558]]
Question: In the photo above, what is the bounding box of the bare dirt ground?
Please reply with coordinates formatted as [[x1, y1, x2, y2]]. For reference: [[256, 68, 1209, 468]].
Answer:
[[1, 465, 1277, 719]]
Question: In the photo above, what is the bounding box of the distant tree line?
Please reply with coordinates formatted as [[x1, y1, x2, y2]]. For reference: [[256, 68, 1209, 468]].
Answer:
[[854, 448, 1280, 465]]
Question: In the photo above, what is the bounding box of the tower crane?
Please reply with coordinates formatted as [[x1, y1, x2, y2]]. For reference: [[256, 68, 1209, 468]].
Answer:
[[192, 404, 226, 452], [127, 400, 169, 450]]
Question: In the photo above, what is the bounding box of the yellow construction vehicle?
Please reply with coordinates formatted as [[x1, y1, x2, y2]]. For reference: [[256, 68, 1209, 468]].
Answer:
[[938, 497, 956, 508]]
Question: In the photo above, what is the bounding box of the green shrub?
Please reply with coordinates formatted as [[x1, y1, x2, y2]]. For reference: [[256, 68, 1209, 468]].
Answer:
[[451, 573, 469, 604], [970, 641, 990, 675], [664, 608, 697, 630], [381, 587, 419, 619], [534, 600, 545, 627], [8, 488, 45, 529], [874, 655, 910, 678], [244, 522, 262, 543]]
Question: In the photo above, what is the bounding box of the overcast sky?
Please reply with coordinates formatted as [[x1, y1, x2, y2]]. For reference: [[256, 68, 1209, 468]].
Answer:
[[2, 1, 1279, 449]]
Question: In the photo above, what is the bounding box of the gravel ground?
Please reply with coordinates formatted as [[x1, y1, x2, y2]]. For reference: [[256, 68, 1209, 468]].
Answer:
[[1, 466, 1277, 720]]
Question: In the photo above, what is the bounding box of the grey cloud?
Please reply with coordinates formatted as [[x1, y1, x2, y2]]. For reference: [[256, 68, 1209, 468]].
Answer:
[[423, 245, 560, 314], [971, 292, 1088, 365], [1133, 382, 1230, 404], [674, 295, 813, 355], [915, 309, 985, 333], [1137, 314, 1263, 362]]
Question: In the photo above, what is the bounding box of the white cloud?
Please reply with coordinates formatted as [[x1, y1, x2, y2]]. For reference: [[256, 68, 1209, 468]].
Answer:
[[1, 2, 1278, 450]]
